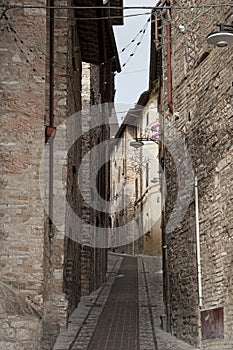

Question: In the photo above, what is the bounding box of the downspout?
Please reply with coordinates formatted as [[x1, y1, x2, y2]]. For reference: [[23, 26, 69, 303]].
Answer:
[[195, 177, 203, 308], [48, 0, 55, 228], [49, 0, 54, 130], [43, 0, 55, 337], [166, 0, 173, 113], [159, 0, 172, 332], [195, 177, 203, 348]]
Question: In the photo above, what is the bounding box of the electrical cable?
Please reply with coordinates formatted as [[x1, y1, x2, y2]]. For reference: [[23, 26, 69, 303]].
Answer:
[[119, 17, 151, 54], [53, 12, 151, 21], [0, 4, 233, 11], [1, 2, 233, 76], [121, 69, 148, 74], [121, 17, 151, 70]]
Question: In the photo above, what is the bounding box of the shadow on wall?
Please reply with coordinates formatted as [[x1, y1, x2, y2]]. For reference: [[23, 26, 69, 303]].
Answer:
[[143, 218, 162, 256]]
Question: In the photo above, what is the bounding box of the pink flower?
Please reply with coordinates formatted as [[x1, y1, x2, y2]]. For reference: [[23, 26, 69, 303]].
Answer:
[[150, 134, 158, 142], [151, 123, 160, 132]]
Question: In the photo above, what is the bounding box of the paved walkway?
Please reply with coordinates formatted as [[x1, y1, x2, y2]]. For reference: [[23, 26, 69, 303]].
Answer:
[[53, 253, 199, 350], [87, 256, 139, 350]]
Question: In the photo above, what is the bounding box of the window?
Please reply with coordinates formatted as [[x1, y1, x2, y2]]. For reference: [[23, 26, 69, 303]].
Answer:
[[135, 178, 138, 200], [146, 162, 149, 188], [146, 111, 149, 126]]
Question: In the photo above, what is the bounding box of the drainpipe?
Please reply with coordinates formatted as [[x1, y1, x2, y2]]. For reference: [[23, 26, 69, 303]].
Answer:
[[195, 177, 203, 309], [159, 0, 172, 332], [48, 0, 55, 227], [166, 0, 173, 114], [43, 0, 55, 333], [195, 177, 203, 348]]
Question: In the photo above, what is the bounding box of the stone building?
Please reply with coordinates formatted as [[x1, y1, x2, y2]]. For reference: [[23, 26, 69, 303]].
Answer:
[[110, 105, 144, 254], [110, 90, 161, 255], [153, 0, 233, 349], [0, 1, 122, 349], [138, 91, 162, 256]]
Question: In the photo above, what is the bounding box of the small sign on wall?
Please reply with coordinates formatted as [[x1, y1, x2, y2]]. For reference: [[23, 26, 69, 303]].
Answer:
[[201, 307, 224, 340]]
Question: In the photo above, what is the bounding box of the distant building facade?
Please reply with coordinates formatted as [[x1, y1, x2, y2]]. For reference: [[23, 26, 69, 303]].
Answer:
[[139, 92, 161, 256], [110, 90, 161, 255], [110, 107, 143, 254]]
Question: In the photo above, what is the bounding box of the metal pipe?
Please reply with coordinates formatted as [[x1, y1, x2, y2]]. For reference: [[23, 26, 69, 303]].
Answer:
[[195, 177, 203, 308], [49, 0, 54, 224], [166, 0, 173, 114], [49, 1, 54, 129]]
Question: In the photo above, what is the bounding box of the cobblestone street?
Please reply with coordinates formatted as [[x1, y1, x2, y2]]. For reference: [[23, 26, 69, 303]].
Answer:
[[53, 253, 199, 350]]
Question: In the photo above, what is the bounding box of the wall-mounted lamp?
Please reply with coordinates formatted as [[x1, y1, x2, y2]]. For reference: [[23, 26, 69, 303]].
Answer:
[[130, 123, 160, 148], [207, 23, 233, 47], [151, 177, 159, 184], [130, 138, 152, 149], [130, 136, 160, 149]]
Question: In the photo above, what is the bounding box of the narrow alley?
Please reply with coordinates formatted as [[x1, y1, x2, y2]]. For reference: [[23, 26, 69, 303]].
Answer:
[[53, 253, 199, 350], [1, 1, 232, 350]]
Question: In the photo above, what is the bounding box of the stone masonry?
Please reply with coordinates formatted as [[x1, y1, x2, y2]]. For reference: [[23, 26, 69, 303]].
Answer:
[[0, 1, 47, 348], [0, 1, 122, 349], [156, 1, 233, 349]]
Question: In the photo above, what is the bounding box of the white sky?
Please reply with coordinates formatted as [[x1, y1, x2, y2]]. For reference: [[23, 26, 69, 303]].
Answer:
[[113, 0, 158, 122]]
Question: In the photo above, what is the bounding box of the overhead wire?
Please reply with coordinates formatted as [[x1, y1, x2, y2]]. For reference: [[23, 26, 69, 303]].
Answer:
[[0, 3, 232, 23], [119, 17, 151, 54], [6, 22, 70, 77], [120, 17, 151, 70], [0, 4, 233, 11], [1, 2, 233, 76], [53, 12, 151, 21], [121, 69, 148, 74]]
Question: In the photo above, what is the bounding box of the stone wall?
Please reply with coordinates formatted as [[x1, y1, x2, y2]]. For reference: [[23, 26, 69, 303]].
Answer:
[[0, 2, 110, 349], [1, 1, 119, 348], [42, 2, 71, 347], [0, 317, 42, 350], [159, 1, 233, 348], [0, 1, 47, 348]]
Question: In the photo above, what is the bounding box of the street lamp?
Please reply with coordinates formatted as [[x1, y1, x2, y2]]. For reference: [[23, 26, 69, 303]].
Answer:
[[151, 177, 159, 184], [130, 123, 160, 149], [130, 137, 154, 149], [207, 23, 233, 47]]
